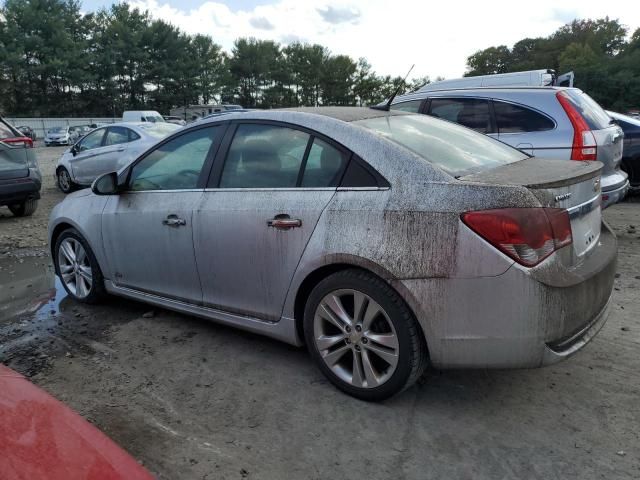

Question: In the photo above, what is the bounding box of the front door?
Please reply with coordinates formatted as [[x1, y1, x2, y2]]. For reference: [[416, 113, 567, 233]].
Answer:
[[101, 125, 222, 303], [77, 126, 131, 183], [193, 123, 349, 321]]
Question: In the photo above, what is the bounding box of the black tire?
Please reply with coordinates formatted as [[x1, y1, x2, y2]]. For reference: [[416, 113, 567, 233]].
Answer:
[[303, 269, 428, 401], [8, 198, 38, 217], [57, 167, 76, 193], [53, 228, 106, 304]]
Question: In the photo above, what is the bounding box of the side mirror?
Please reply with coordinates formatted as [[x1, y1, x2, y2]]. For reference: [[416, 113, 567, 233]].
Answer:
[[92, 172, 120, 195], [71, 144, 80, 156]]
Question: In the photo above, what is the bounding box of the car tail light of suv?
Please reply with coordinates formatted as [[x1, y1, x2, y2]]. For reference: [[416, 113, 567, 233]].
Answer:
[[461, 208, 572, 267], [556, 91, 597, 161], [1, 136, 34, 148]]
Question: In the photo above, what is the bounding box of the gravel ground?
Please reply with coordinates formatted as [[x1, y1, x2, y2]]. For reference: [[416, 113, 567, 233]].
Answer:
[[1, 145, 639, 479]]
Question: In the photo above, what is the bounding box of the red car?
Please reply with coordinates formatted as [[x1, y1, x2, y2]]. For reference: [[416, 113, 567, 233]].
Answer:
[[0, 364, 154, 480]]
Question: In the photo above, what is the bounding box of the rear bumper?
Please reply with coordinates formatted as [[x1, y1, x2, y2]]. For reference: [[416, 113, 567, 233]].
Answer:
[[0, 177, 41, 206], [399, 223, 617, 369], [601, 170, 629, 208]]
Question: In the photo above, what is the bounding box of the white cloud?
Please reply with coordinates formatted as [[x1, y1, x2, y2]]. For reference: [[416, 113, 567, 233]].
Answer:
[[125, 0, 640, 79]]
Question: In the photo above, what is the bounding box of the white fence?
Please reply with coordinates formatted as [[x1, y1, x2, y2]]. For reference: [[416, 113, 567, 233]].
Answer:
[[6, 118, 119, 139]]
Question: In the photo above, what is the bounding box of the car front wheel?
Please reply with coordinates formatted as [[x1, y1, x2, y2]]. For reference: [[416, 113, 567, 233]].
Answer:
[[54, 228, 106, 303], [57, 167, 76, 193], [304, 269, 428, 401]]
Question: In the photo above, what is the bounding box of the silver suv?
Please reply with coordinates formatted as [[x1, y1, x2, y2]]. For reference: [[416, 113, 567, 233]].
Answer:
[[391, 87, 628, 208]]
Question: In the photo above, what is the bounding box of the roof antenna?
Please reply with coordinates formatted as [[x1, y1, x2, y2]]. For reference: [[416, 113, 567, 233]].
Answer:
[[370, 64, 415, 111]]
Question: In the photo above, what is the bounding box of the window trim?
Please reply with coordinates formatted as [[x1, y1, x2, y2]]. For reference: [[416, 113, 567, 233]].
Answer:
[[104, 126, 131, 147], [490, 98, 557, 135], [207, 119, 354, 190], [426, 96, 497, 134], [123, 123, 228, 192], [390, 99, 426, 114]]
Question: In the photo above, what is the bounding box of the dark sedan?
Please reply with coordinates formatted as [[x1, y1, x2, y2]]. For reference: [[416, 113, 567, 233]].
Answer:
[[17, 125, 37, 141], [609, 110, 640, 193]]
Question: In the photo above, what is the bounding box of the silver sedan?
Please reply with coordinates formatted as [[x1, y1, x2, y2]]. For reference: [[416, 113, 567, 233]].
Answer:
[[48, 108, 617, 400], [55, 122, 181, 193]]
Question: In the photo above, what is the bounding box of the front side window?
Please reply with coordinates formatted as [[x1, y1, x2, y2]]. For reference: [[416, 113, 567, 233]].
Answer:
[[129, 127, 217, 191], [429, 97, 492, 133], [104, 127, 130, 146], [390, 100, 423, 113], [220, 124, 310, 188], [79, 129, 106, 151], [493, 101, 555, 133], [355, 114, 527, 175]]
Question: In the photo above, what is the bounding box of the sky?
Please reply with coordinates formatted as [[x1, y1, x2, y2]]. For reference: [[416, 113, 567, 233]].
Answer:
[[80, 0, 640, 79]]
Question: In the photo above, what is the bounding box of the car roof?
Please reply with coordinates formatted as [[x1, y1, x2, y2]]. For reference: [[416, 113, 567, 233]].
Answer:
[[393, 86, 579, 102], [200, 106, 409, 124]]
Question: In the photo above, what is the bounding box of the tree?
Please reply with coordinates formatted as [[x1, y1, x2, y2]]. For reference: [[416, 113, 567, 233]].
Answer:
[[465, 46, 511, 76]]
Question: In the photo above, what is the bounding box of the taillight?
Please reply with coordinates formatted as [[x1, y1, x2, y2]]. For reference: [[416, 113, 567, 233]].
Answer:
[[556, 91, 596, 161], [461, 208, 572, 267], [1, 136, 34, 148]]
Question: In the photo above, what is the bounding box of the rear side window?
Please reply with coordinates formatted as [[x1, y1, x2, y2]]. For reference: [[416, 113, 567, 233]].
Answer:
[[429, 98, 492, 133], [390, 100, 423, 113], [104, 127, 129, 146], [220, 124, 309, 188], [301, 138, 348, 187], [493, 101, 555, 133], [562, 90, 611, 130]]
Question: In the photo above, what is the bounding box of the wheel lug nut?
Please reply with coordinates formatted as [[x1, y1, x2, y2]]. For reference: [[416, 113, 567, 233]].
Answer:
[[362, 338, 368, 344], [355, 325, 362, 332], [345, 326, 351, 333], [355, 345, 361, 351], [345, 338, 351, 344]]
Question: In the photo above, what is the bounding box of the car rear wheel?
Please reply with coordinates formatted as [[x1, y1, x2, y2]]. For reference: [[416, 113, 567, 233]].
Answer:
[[57, 167, 76, 193], [54, 229, 105, 304], [304, 269, 428, 401], [8, 198, 38, 217]]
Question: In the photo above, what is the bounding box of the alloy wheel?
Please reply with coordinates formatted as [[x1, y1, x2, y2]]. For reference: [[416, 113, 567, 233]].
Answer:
[[58, 170, 71, 192], [58, 238, 93, 298], [313, 289, 399, 389]]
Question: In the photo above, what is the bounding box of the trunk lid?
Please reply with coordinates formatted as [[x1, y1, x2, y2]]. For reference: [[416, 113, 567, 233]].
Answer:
[[0, 142, 30, 180], [593, 124, 624, 174], [461, 157, 602, 262]]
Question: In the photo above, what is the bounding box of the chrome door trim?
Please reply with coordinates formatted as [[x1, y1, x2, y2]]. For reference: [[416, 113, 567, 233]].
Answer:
[[104, 280, 302, 346]]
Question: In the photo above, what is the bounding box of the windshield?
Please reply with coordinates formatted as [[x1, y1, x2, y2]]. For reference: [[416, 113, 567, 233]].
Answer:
[[354, 114, 527, 175], [140, 123, 181, 139], [144, 115, 165, 123], [48, 127, 65, 133]]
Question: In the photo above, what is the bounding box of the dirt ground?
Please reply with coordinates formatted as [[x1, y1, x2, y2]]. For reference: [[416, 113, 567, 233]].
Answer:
[[1, 145, 639, 479]]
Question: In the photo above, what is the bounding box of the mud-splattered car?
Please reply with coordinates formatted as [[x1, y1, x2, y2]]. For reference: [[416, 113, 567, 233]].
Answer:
[[48, 108, 617, 401]]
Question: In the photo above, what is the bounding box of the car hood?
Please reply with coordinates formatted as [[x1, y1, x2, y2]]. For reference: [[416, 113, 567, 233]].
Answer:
[[0, 364, 154, 480]]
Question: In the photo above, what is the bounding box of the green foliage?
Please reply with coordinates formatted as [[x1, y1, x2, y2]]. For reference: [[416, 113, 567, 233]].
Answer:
[[0, 0, 427, 115], [465, 17, 640, 110]]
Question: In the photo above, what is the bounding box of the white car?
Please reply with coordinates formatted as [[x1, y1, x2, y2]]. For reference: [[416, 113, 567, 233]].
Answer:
[[55, 122, 181, 193], [44, 126, 78, 146]]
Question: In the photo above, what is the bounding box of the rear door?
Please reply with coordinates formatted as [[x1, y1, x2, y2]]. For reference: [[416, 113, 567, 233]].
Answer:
[[493, 100, 557, 156], [193, 122, 349, 321]]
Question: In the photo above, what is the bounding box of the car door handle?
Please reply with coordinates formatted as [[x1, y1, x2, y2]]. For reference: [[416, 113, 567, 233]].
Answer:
[[116, 147, 126, 152], [268, 215, 302, 230], [162, 215, 186, 227]]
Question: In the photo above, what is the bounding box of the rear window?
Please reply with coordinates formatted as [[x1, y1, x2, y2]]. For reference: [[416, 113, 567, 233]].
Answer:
[[354, 114, 527, 175], [140, 123, 181, 139], [0, 120, 17, 139], [493, 101, 555, 133], [563, 90, 611, 131]]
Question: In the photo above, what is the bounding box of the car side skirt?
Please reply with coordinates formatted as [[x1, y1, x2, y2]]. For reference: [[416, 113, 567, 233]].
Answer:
[[104, 280, 303, 346]]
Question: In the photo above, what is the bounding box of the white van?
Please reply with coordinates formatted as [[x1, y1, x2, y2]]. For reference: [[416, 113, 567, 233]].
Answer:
[[417, 69, 574, 92], [122, 110, 165, 123]]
